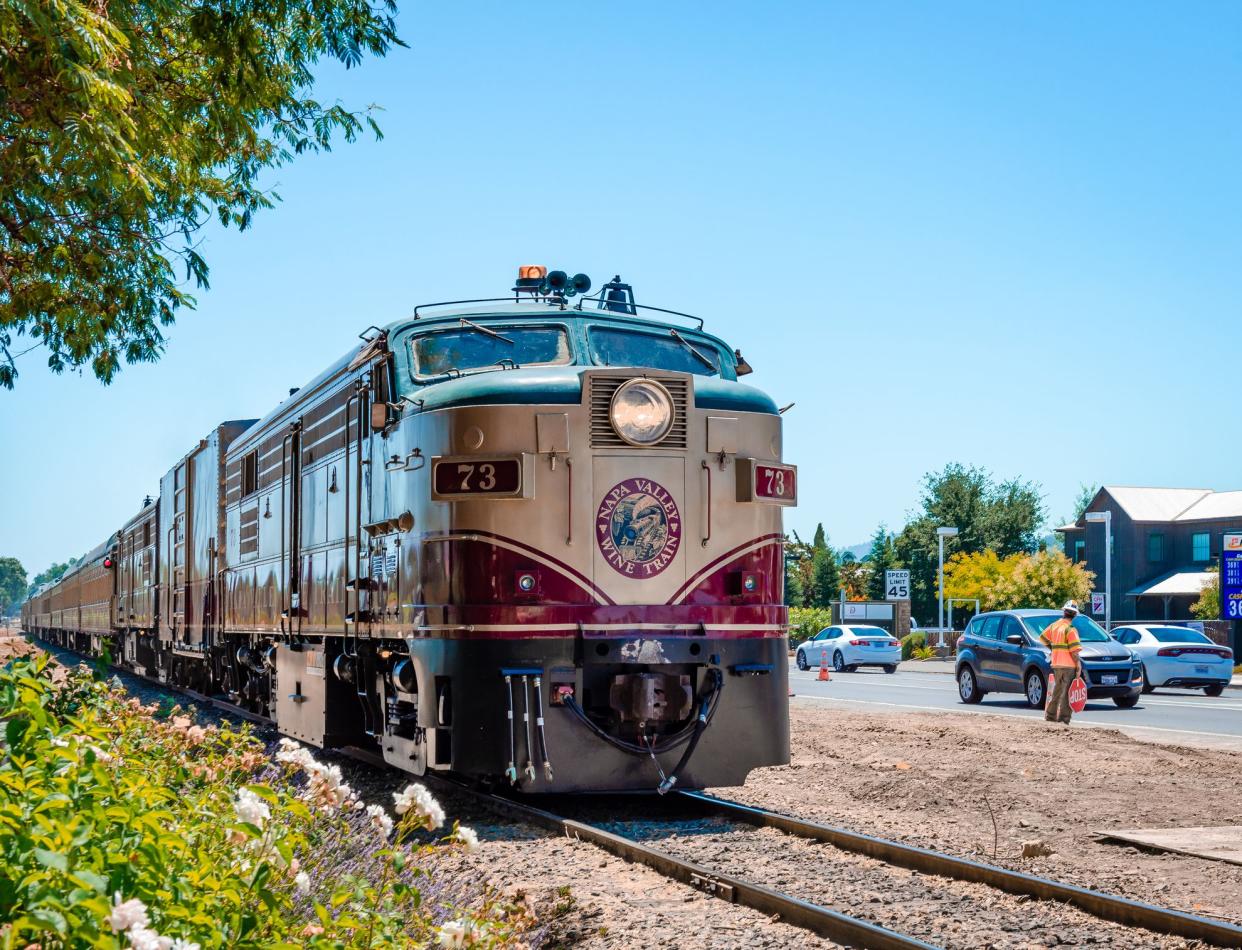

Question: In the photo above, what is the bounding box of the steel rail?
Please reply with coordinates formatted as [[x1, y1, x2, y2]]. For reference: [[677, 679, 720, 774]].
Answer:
[[680, 791, 1242, 948], [428, 778, 936, 950]]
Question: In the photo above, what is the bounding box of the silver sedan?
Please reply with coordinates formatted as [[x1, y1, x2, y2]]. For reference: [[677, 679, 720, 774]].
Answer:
[[1112, 625, 1234, 696]]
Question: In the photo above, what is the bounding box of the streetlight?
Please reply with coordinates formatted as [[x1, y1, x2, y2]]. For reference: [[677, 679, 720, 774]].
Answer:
[[1085, 511, 1112, 630], [937, 526, 959, 645]]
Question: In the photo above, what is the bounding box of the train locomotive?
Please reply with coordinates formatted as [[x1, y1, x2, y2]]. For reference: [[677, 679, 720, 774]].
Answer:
[[23, 269, 797, 793]]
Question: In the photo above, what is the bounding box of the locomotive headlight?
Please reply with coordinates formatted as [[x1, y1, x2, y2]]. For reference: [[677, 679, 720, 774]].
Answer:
[[610, 378, 675, 446]]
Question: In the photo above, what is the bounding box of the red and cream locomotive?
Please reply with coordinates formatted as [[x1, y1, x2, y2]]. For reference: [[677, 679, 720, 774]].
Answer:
[[24, 269, 797, 792]]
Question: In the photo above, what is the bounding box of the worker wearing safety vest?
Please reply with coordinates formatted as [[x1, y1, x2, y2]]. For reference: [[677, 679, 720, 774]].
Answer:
[[1040, 600, 1085, 723]]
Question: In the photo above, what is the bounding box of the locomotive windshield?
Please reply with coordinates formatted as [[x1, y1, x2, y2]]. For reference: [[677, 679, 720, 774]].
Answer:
[[589, 326, 722, 377], [410, 325, 571, 378]]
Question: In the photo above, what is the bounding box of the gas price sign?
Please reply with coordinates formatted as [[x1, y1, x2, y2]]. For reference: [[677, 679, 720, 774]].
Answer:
[[1222, 533, 1242, 619]]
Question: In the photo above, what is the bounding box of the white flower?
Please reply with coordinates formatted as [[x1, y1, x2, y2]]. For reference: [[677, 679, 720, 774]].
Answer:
[[51, 736, 70, 748], [234, 788, 270, 828], [393, 782, 445, 829], [437, 919, 468, 947], [294, 871, 311, 896], [170, 941, 201, 950], [303, 762, 355, 813], [455, 825, 480, 851], [126, 925, 174, 950], [275, 737, 317, 771], [88, 744, 115, 763], [108, 895, 150, 933], [366, 803, 394, 837]]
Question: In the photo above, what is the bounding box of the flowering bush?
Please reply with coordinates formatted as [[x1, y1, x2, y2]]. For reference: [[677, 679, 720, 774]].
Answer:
[[0, 654, 522, 948], [787, 607, 833, 647]]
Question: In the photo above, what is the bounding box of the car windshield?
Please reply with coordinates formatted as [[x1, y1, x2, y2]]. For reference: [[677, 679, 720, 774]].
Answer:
[[409, 325, 571, 379], [1021, 614, 1112, 642], [589, 326, 723, 377], [1147, 627, 1212, 644]]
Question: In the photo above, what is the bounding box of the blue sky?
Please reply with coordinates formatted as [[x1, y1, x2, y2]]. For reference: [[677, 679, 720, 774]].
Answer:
[[3, 0, 1241, 576]]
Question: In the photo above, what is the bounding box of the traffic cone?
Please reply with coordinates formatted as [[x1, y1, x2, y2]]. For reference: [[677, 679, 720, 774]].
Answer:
[[817, 651, 831, 682]]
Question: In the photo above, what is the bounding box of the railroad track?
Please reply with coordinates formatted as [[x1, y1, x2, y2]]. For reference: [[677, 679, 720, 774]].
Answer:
[[25, 635, 1242, 949]]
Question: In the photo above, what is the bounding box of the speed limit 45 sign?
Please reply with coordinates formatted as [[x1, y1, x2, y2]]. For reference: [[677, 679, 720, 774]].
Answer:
[[885, 570, 910, 601]]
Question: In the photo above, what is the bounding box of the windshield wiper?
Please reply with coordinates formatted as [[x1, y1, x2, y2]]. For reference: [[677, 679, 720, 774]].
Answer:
[[669, 328, 716, 372], [459, 317, 514, 344]]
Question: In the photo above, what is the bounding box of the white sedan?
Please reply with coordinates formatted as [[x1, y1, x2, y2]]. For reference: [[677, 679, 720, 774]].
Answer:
[[1112, 625, 1234, 696], [795, 625, 901, 674]]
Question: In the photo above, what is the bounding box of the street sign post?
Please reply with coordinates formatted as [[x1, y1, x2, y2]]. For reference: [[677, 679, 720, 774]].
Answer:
[[885, 570, 911, 601], [1091, 592, 1106, 616], [1222, 533, 1242, 620]]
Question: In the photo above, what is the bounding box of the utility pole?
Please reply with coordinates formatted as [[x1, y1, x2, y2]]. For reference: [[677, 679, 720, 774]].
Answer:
[[936, 526, 959, 647], [1085, 511, 1112, 629]]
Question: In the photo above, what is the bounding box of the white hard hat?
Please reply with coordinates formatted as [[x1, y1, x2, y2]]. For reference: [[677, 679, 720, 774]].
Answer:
[[1062, 599, 1080, 615]]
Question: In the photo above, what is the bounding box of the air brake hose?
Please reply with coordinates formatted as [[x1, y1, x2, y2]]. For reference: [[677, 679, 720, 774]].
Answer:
[[561, 668, 724, 758], [656, 668, 722, 795]]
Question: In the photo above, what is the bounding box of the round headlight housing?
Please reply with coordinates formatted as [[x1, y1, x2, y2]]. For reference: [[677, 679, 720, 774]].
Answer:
[[610, 378, 675, 446]]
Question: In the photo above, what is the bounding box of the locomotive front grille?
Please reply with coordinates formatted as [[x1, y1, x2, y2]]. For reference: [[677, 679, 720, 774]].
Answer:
[[589, 374, 690, 448]]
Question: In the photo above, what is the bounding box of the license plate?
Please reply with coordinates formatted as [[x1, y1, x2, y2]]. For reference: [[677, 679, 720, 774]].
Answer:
[[1196, 665, 1210, 674], [1101, 675, 1118, 686]]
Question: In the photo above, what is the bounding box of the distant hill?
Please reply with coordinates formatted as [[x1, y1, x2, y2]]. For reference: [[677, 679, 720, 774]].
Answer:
[[844, 542, 872, 561]]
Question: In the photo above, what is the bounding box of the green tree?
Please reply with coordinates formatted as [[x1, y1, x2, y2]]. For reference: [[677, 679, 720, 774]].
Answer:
[[784, 532, 814, 607], [0, 0, 402, 388], [1192, 567, 1220, 620], [812, 546, 840, 608], [0, 557, 26, 616], [783, 556, 805, 606], [895, 465, 1046, 624], [812, 523, 827, 551], [865, 525, 901, 601], [839, 559, 870, 600], [26, 557, 78, 599], [1072, 484, 1098, 521]]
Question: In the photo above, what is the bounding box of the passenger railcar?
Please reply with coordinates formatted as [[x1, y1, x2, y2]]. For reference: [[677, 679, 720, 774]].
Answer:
[[23, 270, 797, 793]]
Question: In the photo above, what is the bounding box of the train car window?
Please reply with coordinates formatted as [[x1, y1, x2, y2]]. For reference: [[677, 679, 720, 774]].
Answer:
[[242, 451, 258, 497], [409, 326, 570, 379], [143, 521, 150, 547], [589, 326, 723, 377]]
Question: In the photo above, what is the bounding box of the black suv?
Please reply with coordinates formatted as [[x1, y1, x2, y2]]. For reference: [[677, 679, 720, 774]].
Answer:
[[955, 609, 1143, 709]]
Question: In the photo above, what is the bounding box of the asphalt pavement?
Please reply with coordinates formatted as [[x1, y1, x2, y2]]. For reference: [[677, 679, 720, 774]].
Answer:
[[789, 660, 1242, 752]]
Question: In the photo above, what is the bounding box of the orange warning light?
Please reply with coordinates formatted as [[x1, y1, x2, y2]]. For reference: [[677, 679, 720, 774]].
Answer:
[[518, 265, 547, 280]]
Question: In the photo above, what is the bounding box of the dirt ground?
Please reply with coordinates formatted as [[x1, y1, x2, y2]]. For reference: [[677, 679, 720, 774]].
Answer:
[[723, 700, 1242, 928]]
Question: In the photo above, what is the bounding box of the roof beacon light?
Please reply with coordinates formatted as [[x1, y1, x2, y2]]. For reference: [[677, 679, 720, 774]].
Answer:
[[514, 265, 548, 295]]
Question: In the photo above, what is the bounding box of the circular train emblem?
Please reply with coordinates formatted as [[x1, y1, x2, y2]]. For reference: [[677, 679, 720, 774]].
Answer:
[[596, 478, 682, 577]]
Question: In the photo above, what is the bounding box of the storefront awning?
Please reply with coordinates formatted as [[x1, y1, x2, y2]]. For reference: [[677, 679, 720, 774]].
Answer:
[[1126, 568, 1214, 598]]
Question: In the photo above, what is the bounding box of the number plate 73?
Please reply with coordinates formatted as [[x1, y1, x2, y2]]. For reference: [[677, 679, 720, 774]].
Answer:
[[736, 459, 797, 507], [431, 456, 530, 500]]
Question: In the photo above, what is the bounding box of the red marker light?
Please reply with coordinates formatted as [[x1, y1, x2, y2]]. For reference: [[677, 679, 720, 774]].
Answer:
[[103, 556, 114, 569]]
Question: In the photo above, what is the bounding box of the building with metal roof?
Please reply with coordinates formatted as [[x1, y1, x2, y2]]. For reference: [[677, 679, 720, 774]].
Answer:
[[1058, 487, 1242, 637]]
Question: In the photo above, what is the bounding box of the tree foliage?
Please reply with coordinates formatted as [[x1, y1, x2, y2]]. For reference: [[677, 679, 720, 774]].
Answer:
[[865, 525, 901, 601], [0, 556, 25, 615], [0, 0, 402, 387], [812, 545, 840, 608], [895, 464, 1045, 624], [943, 548, 1093, 615], [839, 559, 870, 601], [1192, 566, 1221, 620]]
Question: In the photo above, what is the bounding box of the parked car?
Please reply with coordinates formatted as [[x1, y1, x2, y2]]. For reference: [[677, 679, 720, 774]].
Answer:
[[955, 609, 1143, 709], [796, 625, 901, 673], [1111, 625, 1233, 696]]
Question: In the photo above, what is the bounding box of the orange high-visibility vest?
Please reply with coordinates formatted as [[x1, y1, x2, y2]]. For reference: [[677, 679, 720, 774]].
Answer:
[[1039, 618, 1082, 668]]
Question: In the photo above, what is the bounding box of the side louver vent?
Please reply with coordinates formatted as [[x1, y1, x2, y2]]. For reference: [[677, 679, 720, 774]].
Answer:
[[589, 374, 690, 448]]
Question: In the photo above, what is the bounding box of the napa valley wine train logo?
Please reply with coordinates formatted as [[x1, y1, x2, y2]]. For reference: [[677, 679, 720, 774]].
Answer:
[[596, 478, 681, 577]]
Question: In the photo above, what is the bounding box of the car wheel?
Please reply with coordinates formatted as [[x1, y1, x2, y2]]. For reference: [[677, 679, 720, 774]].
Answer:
[[833, 650, 846, 673], [1205, 684, 1225, 697], [1113, 695, 1139, 708], [1141, 664, 1155, 694], [796, 651, 809, 671], [883, 664, 897, 674], [958, 665, 983, 704], [1024, 669, 1047, 709]]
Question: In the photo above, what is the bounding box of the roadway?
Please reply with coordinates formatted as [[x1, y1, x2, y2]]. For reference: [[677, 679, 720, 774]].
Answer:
[[788, 660, 1242, 752]]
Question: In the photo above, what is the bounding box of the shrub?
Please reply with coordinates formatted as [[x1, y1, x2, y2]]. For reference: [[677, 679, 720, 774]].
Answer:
[[0, 654, 520, 948], [900, 632, 925, 661], [787, 607, 833, 647]]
